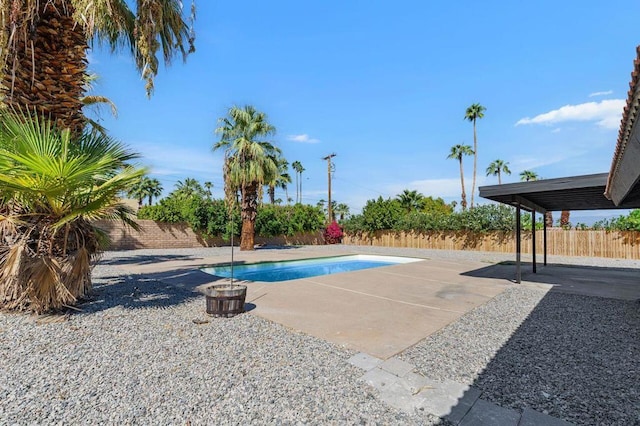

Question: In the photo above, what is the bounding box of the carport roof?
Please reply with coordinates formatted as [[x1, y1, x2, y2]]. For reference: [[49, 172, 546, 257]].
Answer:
[[479, 172, 640, 213]]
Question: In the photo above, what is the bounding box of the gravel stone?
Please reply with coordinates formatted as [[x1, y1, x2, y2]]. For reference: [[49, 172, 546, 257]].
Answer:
[[2, 246, 638, 425]]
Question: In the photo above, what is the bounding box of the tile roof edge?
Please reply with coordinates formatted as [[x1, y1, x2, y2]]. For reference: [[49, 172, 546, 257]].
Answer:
[[605, 45, 640, 201]]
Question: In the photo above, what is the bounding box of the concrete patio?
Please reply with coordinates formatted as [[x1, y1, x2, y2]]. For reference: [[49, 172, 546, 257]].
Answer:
[[108, 245, 640, 360]]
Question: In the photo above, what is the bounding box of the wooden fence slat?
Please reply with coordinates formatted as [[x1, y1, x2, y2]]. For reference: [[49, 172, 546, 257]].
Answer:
[[344, 229, 640, 259]]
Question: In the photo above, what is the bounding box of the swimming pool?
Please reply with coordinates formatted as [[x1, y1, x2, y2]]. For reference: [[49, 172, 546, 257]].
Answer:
[[201, 254, 421, 282]]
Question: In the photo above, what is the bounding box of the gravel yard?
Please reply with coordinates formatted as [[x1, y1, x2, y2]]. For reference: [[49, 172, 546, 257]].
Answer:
[[1, 246, 638, 425]]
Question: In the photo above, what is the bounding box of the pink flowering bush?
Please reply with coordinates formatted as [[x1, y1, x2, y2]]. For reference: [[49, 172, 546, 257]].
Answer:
[[324, 221, 343, 244]]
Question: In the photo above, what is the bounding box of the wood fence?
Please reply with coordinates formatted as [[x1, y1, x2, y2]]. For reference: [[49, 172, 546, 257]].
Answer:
[[342, 229, 640, 259]]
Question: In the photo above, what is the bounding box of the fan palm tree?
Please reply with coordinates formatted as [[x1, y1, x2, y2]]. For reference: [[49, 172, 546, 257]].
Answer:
[[0, 111, 145, 313], [486, 159, 511, 184], [267, 156, 292, 204], [334, 203, 350, 221], [291, 161, 305, 203], [465, 103, 486, 208], [519, 170, 539, 182], [174, 178, 205, 199], [204, 181, 213, 199], [145, 178, 163, 206], [0, 0, 196, 135], [396, 190, 425, 213], [214, 105, 279, 251], [447, 144, 474, 210]]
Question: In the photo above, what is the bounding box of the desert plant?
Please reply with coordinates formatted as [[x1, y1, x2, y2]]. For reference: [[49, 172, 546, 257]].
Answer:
[[0, 112, 145, 313], [464, 103, 486, 207], [214, 105, 280, 250], [1, 0, 196, 135]]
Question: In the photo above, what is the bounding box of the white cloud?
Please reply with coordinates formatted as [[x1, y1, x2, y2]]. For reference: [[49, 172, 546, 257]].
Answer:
[[589, 90, 613, 97], [287, 134, 320, 143], [515, 99, 625, 130]]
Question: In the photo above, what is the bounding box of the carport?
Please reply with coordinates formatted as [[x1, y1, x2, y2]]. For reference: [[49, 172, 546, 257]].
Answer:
[[479, 173, 640, 282], [479, 47, 640, 282]]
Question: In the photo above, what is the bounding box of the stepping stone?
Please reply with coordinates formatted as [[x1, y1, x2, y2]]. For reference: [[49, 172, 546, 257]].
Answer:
[[416, 381, 480, 419], [347, 352, 383, 371], [360, 368, 400, 389], [379, 357, 414, 377], [377, 380, 422, 413], [519, 408, 574, 426], [458, 399, 520, 426]]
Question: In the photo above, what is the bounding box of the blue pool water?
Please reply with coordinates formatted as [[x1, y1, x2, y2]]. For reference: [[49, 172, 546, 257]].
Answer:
[[201, 254, 420, 282]]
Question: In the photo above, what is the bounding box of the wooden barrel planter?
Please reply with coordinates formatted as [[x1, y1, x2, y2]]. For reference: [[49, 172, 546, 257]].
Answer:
[[205, 284, 247, 317]]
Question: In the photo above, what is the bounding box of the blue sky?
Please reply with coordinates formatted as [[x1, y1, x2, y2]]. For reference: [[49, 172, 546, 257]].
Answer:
[[89, 1, 640, 224]]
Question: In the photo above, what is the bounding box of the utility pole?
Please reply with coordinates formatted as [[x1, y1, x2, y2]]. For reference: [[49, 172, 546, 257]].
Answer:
[[322, 153, 336, 222]]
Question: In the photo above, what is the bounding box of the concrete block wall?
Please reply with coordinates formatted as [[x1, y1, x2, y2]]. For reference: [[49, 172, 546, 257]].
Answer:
[[96, 220, 325, 250]]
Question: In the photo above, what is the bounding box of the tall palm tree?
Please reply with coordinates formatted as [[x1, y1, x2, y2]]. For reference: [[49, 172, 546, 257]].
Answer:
[[204, 181, 213, 199], [267, 156, 292, 204], [214, 105, 279, 251], [291, 160, 305, 203], [486, 159, 511, 184], [0, 0, 196, 135], [465, 103, 486, 208], [519, 170, 539, 182], [447, 144, 474, 210], [0, 111, 145, 313], [396, 190, 425, 213]]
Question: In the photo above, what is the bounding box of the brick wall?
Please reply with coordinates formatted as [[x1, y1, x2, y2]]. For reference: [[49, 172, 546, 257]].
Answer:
[[96, 220, 325, 250]]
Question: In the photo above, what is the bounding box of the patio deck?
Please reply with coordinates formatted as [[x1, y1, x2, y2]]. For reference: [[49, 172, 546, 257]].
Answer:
[[113, 246, 640, 360]]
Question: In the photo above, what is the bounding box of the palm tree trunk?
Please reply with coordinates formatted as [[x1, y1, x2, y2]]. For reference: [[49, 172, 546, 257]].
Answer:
[[268, 185, 275, 204], [240, 181, 259, 251], [471, 119, 477, 208], [2, 1, 88, 136], [545, 211, 553, 228], [458, 157, 467, 210], [295, 173, 299, 203], [498, 171, 502, 185]]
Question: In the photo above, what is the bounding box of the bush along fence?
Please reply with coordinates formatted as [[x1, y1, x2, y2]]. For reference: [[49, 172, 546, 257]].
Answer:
[[342, 229, 640, 259], [97, 220, 324, 250]]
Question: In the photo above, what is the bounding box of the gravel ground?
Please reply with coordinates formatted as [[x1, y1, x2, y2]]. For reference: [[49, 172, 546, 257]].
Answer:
[[1, 246, 638, 425], [399, 285, 640, 425], [0, 262, 440, 425]]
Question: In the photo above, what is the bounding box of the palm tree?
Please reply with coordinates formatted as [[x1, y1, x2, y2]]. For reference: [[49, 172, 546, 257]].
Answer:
[[175, 178, 205, 199], [334, 203, 350, 221], [214, 105, 279, 251], [291, 161, 305, 203], [396, 190, 425, 213], [267, 156, 292, 204], [447, 144, 474, 210], [127, 178, 147, 207], [204, 181, 214, 199], [0, 111, 145, 313], [486, 159, 511, 184], [465, 103, 486, 208], [0, 0, 196, 135], [519, 170, 539, 182], [145, 178, 163, 206]]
